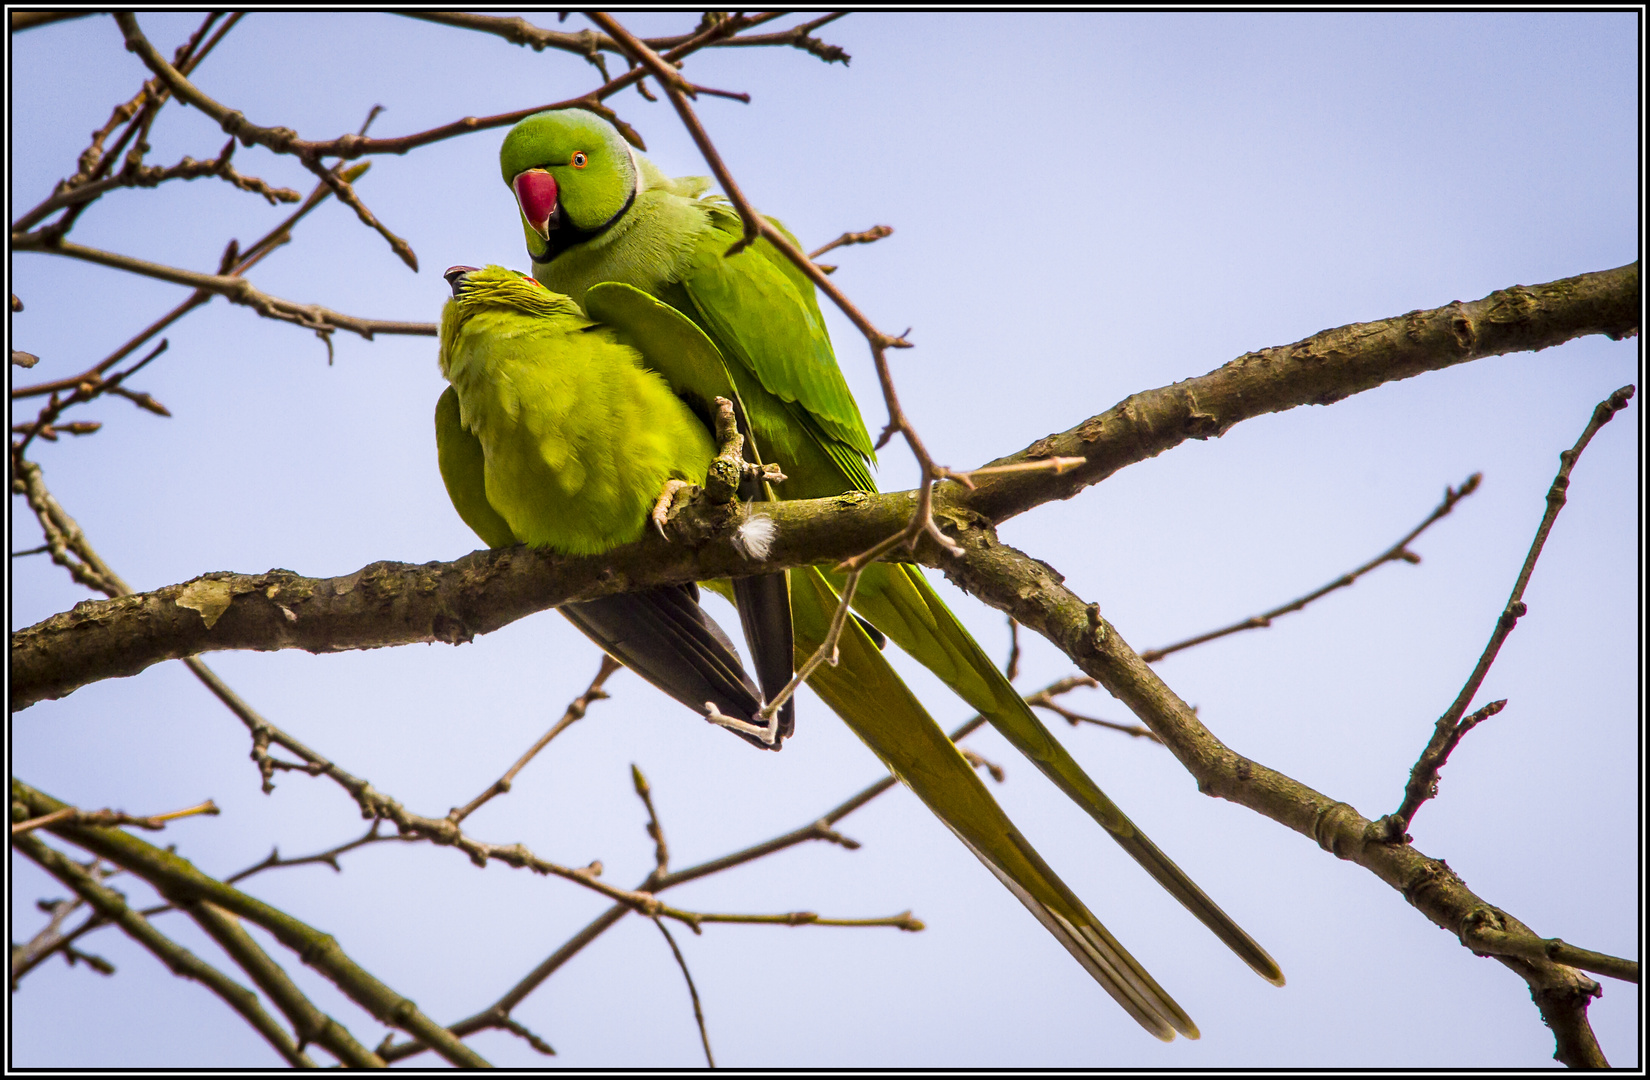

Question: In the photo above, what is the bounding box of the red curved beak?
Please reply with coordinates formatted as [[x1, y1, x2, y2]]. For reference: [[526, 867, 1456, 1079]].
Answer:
[[512, 170, 559, 240]]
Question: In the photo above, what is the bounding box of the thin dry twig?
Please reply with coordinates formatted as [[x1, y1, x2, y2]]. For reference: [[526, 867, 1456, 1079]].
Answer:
[[14, 115, 381, 404], [1027, 687, 1163, 742], [632, 765, 671, 876], [11, 236, 436, 341], [12, 338, 170, 457], [448, 656, 622, 824], [12, 799, 219, 837], [1371, 387, 1635, 841], [1141, 473, 1483, 662], [808, 224, 893, 261], [100, 10, 821, 184], [13, 13, 240, 238], [652, 917, 714, 1067], [22, 138, 300, 225]]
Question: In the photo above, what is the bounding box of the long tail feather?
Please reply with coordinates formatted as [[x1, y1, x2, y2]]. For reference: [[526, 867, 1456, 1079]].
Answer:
[[844, 563, 1284, 986], [730, 571, 795, 741], [792, 566, 1195, 1038]]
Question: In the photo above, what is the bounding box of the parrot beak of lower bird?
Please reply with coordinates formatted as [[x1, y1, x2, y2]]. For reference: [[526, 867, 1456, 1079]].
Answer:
[[512, 169, 560, 240], [443, 265, 480, 297]]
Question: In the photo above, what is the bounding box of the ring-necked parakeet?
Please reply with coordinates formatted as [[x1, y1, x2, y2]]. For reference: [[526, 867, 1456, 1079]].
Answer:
[[497, 109, 1284, 1032], [437, 265, 1199, 1039], [435, 263, 794, 747]]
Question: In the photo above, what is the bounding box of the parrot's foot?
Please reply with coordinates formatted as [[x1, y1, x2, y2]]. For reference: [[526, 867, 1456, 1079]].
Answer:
[[651, 479, 695, 538], [703, 700, 784, 747]]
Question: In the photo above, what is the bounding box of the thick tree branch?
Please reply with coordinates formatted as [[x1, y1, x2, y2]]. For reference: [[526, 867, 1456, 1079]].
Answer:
[[961, 262, 1639, 522], [13, 264, 1637, 712], [927, 510, 1610, 1068]]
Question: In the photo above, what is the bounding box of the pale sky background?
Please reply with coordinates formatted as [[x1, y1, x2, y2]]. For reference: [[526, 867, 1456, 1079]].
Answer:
[[9, 11, 1639, 1069]]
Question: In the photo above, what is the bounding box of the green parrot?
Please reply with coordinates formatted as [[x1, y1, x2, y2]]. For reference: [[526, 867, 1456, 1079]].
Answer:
[[435, 264, 794, 747], [436, 263, 1204, 1040], [498, 108, 1285, 1025]]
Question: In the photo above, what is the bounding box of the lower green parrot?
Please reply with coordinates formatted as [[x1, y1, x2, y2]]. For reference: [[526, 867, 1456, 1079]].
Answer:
[[435, 264, 791, 746], [495, 109, 1285, 1009], [437, 264, 1202, 1039]]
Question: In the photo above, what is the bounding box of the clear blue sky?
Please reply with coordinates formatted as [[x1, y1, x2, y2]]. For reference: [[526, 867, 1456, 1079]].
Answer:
[[11, 11, 1638, 1067]]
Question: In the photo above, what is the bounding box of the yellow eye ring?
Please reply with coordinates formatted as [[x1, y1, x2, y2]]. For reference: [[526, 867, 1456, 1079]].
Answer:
[[571, 151, 588, 169]]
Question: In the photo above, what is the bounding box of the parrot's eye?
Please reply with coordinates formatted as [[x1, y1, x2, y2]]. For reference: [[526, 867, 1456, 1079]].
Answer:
[[570, 151, 588, 169]]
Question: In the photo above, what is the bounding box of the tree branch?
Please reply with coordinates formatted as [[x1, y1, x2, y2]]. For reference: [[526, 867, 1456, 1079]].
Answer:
[[12, 779, 491, 1069], [1372, 385, 1635, 841], [961, 262, 1639, 522], [14, 833, 318, 1068], [12, 265, 1637, 712], [187, 901, 385, 1067], [927, 507, 1610, 1068], [1140, 473, 1482, 663]]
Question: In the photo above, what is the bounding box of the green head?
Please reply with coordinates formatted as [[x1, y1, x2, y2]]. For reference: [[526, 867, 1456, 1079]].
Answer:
[[500, 109, 638, 264], [439, 265, 583, 362]]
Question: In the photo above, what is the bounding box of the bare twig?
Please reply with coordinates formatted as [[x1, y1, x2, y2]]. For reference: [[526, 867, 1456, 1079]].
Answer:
[[1004, 615, 1022, 681], [1027, 686, 1163, 743], [652, 917, 714, 1067], [99, 9, 820, 181], [11, 236, 435, 340], [22, 138, 300, 225], [497, 1016, 556, 1056], [401, 10, 821, 65], [1141, 473, 1483, 663], [1371, 387, 1634, 841], [808, 223, 892, 263], [14, 132, 378, 402], [632, 765, 671, 876], [17, 13, 243, 241], [448, 656, 622, 824], [12, 337, 170, 457], [11, 799, 219, 837]]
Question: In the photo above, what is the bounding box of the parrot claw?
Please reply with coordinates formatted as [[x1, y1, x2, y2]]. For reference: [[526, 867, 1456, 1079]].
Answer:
[[651, 479, 695, 538], [703, 700, 784, 747]]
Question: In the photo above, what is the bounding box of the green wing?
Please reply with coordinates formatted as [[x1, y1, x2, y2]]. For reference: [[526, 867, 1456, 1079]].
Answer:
[[585, 281, 762, 458], [792, 566, 1196, 1041], [679, 208, 877, 493], [435, 384, 517, 549]]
